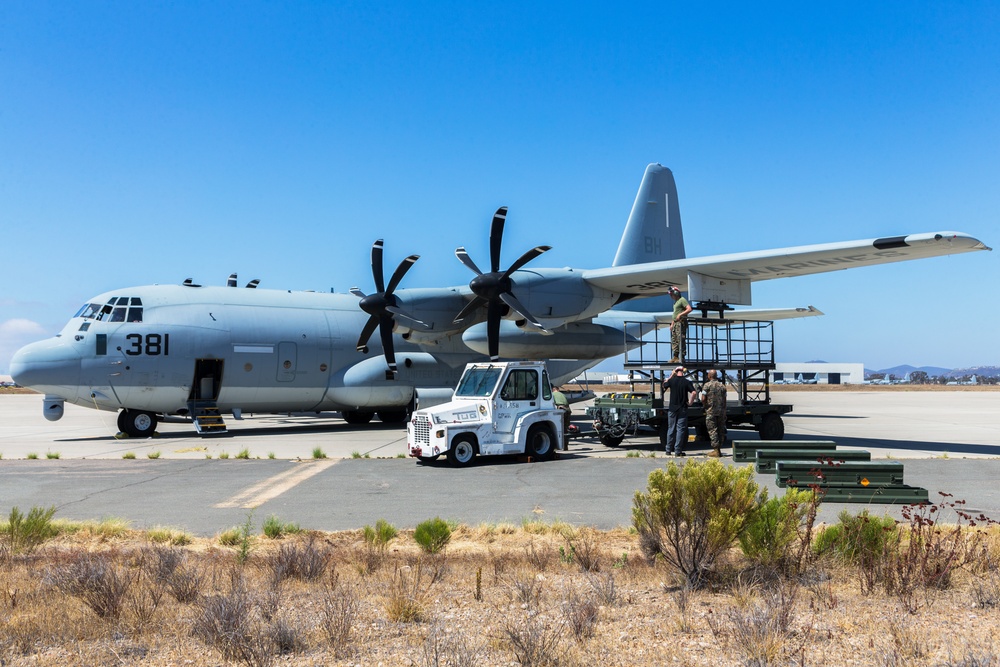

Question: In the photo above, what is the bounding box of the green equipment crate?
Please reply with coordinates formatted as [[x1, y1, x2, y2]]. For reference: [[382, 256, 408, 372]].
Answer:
[[754, 449, 871, 474], [775, 460, 905, 488], [816, 485, 930, 504], [733, 440, 837, 463]]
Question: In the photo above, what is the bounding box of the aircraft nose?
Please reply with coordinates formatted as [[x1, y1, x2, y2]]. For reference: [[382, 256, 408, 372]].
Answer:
[[10, 337, 82, 398]]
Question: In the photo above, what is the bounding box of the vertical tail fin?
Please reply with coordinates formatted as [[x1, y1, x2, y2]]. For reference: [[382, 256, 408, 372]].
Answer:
[[612, 163, 685, 267]]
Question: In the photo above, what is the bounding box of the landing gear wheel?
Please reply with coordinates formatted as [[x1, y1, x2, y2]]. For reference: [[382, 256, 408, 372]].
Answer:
[[341, 410, 374, 425], [758, 412, 785, 441], [527, 424, 555, 460], [377, 409, 408, 425], [120, 410, 157, 438], [447, 436, 477, 468]]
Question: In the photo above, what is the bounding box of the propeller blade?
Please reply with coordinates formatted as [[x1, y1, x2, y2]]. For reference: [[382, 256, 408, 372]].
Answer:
[[487, 299, 503, 361], [356, 314, 379, 352], [455, 247, 483, 276], [378, 315, 397, 372], [499, 292, 548, 332], [349, 287, 366, 298], [386, 306, 429, 330], [371, 239, 385, 293], [503, 245, 552, 277], [489, 207, 507, 273], [385, 254, 419, 295], [454, 296, 486, 324]]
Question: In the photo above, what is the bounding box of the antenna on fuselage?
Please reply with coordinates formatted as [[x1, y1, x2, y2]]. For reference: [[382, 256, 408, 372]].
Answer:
[[245, 279, 260, 289], [227, 273, 238, 287], [182, 278, 202, 287]]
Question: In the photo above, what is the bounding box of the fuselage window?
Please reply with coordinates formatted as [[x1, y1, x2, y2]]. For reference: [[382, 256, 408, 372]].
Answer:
[[110, 307, 127, 323], [128, 308, 143, 322]]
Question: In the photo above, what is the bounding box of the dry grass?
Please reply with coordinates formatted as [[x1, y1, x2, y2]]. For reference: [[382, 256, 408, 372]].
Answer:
[[1, 524, 999, 665]]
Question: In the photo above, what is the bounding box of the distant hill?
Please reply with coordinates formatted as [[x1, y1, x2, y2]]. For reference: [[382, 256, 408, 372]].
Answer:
[[944, 366, 1000, 379], [868, 364, 951, 377]]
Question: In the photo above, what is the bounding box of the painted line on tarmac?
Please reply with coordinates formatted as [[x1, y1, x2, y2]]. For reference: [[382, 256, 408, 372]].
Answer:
[[214, 460, 338, 509]]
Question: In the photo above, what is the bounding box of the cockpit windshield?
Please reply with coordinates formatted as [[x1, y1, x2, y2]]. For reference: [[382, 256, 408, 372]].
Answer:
[[75, 297, 143, 323], [455, 367, 502, 397]]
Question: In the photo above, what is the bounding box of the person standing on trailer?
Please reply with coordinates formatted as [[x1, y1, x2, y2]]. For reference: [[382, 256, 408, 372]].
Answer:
[[661, 365, 696, 457], [668, 286, 693, 363], [700, 369, 727, 457]]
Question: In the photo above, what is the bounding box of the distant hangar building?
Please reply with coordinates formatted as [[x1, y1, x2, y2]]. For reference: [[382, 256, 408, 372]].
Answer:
[[770, 363, 865, 385]]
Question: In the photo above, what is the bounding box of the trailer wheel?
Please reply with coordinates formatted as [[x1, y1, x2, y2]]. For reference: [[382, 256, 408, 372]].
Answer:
[[448, 435, 477, 467], [600, 432, 625, 447], [758, 412, 785, 441], [527, 424, 555, 460]]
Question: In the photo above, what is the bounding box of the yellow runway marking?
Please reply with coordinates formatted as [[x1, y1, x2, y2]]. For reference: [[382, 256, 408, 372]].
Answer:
[[214, 460, 338, 509]]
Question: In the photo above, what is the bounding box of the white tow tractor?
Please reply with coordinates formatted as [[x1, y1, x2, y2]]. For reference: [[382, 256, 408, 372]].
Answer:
[[407, 361, 565, 467]]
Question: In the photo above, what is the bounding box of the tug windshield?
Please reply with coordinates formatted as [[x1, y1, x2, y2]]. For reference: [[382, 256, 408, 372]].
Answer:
[[455, 367, 502, 397]]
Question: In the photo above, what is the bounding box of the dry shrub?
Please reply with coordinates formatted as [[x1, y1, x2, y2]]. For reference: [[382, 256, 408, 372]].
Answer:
[[45, 552, 133, 622], [708, 580, 799, 667], [321, 572, 359, 658], [272, 535, 330, 582], [586, 570, 619, 607], [561, 587, 599, 640], [496, 608, 566, 667], [524, 539, 554, 571], [192, 576, 276, 667], [420, 622, 484, 667], [506, 568, 545, 607], [147, 545, 203, 603], [384, 564, 429, 623]]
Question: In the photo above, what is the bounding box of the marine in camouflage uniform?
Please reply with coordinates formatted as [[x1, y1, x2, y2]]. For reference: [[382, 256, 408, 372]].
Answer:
[[668, 287, 692, 362], [700, 369, 727, 456]]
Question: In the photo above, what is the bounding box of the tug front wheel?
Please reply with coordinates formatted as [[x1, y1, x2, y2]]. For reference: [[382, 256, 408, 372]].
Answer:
[[447, 435, 477, 468]]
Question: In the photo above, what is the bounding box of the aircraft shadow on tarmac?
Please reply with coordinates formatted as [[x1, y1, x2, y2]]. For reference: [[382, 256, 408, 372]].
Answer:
[[53, 420, 408, 443]]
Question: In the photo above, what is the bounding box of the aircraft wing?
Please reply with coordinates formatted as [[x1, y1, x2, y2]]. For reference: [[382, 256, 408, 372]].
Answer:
[[597, 305, 823, 326], [582, 231, 990, 297]]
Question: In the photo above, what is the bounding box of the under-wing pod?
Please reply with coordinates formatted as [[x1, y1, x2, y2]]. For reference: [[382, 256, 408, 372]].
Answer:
[[461, 321, 636, 360]]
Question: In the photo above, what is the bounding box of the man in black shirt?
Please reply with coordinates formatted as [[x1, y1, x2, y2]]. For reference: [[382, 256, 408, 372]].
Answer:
[[661, 366, 696, 456]]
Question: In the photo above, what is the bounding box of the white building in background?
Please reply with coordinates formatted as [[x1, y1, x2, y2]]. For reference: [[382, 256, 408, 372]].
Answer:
[[770, 362, 865, 385]]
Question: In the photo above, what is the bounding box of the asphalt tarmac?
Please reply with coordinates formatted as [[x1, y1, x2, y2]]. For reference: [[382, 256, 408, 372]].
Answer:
[[1, 391, 998, 535]]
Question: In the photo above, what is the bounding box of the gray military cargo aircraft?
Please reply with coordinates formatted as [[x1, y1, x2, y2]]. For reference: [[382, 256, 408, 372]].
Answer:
[[10, 164, 991, 437]]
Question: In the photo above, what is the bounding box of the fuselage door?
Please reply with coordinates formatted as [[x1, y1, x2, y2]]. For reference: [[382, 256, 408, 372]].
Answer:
[[277, 342, 297, 382]]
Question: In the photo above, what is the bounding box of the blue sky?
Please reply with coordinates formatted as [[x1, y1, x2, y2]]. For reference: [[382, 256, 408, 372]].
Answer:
[[2, 1, 997, 373]]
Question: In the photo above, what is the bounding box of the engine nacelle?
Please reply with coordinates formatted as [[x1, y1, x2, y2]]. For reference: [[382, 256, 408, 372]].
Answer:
[[462, 321, 636, 359]]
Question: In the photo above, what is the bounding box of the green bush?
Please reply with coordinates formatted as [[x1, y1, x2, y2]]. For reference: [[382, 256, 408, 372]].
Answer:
[[632, 460, 758, 587], [363, 519, 398, 552], [4, 505, 58, 554], [739, 488, 813, 569], [813, 509, 898, 563], [263, 514, 301, 539], [414, 517, 452, 554]]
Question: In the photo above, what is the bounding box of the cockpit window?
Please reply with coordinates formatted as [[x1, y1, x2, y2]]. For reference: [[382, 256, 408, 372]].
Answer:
[[76, 297, 143, 322], [75, 303, 103, 319]]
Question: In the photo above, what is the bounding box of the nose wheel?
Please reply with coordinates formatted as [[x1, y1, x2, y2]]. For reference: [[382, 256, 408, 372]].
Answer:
[[117, 409, 158, 438]]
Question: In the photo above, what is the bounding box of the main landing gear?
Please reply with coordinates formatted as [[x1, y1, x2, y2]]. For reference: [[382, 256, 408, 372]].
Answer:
[[117, 409, 158, 438]]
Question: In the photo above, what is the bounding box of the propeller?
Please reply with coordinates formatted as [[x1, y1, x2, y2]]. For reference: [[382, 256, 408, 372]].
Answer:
[[453, 206, 551, 361], [350, 239, 425, 376]]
